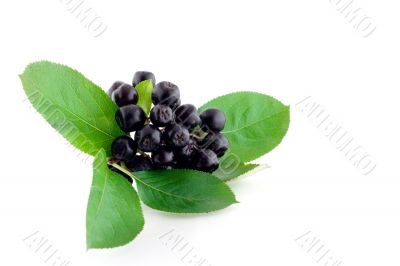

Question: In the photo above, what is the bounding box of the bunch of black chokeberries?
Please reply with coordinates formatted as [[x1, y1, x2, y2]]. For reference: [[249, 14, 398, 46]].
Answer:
[[107, 71, 229, 177]]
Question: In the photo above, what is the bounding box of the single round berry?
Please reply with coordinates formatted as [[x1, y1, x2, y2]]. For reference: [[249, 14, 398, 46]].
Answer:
[[132, 71, 156, 87], [125, 155, 154, 172], [199, 108, 226, 132], [175, 140, 198, 164], [135, 125, 162, 152], [163, 124, 190, 149], [174, 104, 201, 129], [193, 149, 219, 172], [115, 105, 146, 132], [201, 132, 229, 157], [152, 147, 175, 168], [111, 136, 137, 162], [112, 83, 138, 107], [152, 81, 180, 107], [108, 81, 124, 96], [150, 105, 174, 127]]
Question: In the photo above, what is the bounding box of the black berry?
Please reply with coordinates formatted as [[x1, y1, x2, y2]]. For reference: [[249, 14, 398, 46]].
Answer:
[[200, 108, 226, 132], [163, 124, 190, 149], [135, 125, 162, 152], [108, 81, 124, 96], [174, 104, 201, 129], [132, 71, 156, 87], [150, 105, 174, 127], [175, 140, 198, 164], [125, 155, 154, 172], [152, 81, 180, 107], [112, 83, 138, 107], [193, 149, 219, 172], [108, 72, 230, 174], [201, 132, 229, 157], [152, 147, 175, 168], [111, 136, 137, 162], [115, 105, 146, 132]]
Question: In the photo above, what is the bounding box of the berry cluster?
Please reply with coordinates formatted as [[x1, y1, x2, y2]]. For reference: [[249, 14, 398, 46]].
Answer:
[[108, 71, 229, 179]]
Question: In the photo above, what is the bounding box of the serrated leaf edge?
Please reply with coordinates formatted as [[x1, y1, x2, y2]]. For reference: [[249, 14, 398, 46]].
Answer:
[[111, 164, 239, 214], [87, 149, 145, 250]]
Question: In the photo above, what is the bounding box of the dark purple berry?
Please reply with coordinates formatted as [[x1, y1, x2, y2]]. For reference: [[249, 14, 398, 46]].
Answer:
[[135, 125, 162, 152], [152, 81, 180, 107], [193, 149, 219, 172], [112, 83, 138, 107], [108, 81, 124, 96], [175, 140, 198, 164], [115, 105, 146, 132], [152, 147, 175, 168], [199, 108, 226, 132], [132, 71, 156, 87], [125, 155, 154, 172], [200, 132, 229, 157], [163, 124, 190, 149], [111, 136, 137, 162], [174, 104, 201, 129], [150, 105, 174, 127]]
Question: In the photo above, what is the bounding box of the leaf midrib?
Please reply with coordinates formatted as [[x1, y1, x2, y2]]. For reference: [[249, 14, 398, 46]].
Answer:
[[88, 166, 110, 238], [137, 176, 209, 202], [115, 165, 210, 203], [24, 75, 115, 139]]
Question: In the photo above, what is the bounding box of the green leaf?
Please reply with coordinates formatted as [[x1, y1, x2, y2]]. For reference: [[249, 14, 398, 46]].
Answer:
[[135, 80, 153, 115], [86, 149, 144, 249], [199, 92, 290, 162], [133, 169, 238, 213], [213, 163, 260, 182], [19, 61, 125, 156]]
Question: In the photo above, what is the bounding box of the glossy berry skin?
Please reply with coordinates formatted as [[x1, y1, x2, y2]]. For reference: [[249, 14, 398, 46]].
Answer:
[[112, 83, 138, 107], [193, 149, 219, 172], [135, 125, 162, 152], [111, 136, 137, 162], [152, 81, 180, 107], [125, 155, 154, 172], [132, 71, 156, 87], [201, 132, 229, 157], [163, 124, 190, 149], [107, 81, 124, 96], [175, 140, 198, 164], [115, 105, 146, 132], [152, 147, 175, 168], [150, 104, 174, 127], [200, 108, 226, 132], [174, 104, 201, 129]]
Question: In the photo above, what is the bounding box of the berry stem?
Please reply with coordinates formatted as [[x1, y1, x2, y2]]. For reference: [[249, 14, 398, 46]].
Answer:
[[137, 150, 150, 157], [109, 162, 135, 179], [190, 134, 203, 141], [109, 162, 156, 191], [193, 144, 200, 151]]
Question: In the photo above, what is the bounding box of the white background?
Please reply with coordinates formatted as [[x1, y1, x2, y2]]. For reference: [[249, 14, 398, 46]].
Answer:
[[1, 0, 399, 265]]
